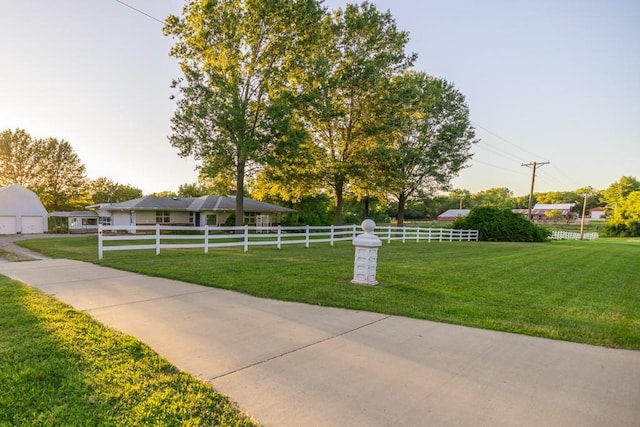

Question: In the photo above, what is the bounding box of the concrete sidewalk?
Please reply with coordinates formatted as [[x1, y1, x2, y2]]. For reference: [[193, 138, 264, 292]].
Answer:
[[1, 259, 638, 426]]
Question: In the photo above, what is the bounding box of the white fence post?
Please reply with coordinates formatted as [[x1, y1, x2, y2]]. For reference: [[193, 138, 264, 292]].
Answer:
[[204, 225, 209, 254], [244, 224, 249, 252], [277, 225, 282, 249], [155, 224, 161, 255], [98, 224, 104, 259], [305, 225, 310, 248], [330, 225, 335, 246]]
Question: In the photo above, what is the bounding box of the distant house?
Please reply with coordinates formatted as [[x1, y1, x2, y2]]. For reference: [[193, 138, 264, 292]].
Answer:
[[437, 209, 470, 221], [589, 207, 606, 220], [513, 203, 576, 221], [87, 195, 294, 227], [0, 184, 48, 234]]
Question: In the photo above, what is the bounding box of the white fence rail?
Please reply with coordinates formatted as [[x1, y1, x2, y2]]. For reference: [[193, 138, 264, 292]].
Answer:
[[549, 230, 599, 241], [97, 224, 479, 259]]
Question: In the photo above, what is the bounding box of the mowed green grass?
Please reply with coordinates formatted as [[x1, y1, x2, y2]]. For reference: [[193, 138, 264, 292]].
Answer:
[[0, 275, 257, 426], [20, 236, 640, 349]]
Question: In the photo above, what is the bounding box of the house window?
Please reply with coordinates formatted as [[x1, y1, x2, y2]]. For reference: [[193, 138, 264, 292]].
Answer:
[[206, 214, 217, 226], [155, 211, 171, 223], [99, 216, 111, 226], [244, 212, 256, 224], [188, 212, 194, 225]]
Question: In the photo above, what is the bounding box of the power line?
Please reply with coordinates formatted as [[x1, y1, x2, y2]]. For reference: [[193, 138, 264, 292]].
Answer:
[[112, 0, 165, 25], [473, 159, 529, 176], [475, 138, 525, 164], [471, 121, 546, 161]]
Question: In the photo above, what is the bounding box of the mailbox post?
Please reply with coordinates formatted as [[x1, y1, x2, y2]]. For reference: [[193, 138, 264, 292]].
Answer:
[[351, 219, 382, 285]]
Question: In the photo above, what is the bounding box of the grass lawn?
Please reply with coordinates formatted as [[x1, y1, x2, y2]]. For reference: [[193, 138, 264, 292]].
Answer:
[[19, 235, 640, 350], [0, 275, 257, 426]]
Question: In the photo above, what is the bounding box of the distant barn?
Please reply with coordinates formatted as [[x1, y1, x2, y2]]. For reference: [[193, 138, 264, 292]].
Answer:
[[437, 209, 470, 221], [513, 203, 576, 221]]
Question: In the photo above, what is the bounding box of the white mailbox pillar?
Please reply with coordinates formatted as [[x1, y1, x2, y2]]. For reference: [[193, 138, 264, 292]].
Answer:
[[351, 219, 382, 285]]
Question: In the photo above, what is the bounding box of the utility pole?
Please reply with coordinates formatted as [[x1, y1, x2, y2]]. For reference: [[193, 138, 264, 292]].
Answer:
[[579, 192, 589, 240], [521, 161, 550, 220]]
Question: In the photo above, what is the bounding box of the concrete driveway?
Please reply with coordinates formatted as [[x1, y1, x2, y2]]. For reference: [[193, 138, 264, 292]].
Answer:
[[0, 258, 638, 426]]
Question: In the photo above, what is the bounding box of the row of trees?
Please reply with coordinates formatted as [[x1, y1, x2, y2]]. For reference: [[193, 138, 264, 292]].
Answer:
[[164, 0, 477, 226], [2, 128, 636, 235], [0, 129, 142, 211]]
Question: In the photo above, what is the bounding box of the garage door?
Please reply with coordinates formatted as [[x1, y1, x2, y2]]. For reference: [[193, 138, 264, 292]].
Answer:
[[0, 216, 17, 234], [21, 216, 45, 234]]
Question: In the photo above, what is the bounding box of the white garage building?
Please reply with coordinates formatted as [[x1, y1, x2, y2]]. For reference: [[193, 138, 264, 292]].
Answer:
[[0, 184, 48, 234]]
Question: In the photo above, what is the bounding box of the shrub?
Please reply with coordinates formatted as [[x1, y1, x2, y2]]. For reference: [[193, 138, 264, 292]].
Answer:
[[453, 206, 548, 242]]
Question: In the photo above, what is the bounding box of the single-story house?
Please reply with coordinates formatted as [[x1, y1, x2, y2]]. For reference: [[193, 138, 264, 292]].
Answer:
[[437, 209, 471, 221], [589, 207, 606, 220], [513, 203, 576, 221], [88, 195, 295, 227], [0, 184, 48, 234]]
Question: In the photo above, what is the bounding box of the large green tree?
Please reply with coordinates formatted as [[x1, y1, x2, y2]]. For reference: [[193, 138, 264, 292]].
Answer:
[[34, 138, 87, 211], [296, 2, 415, 224], [0, 129, 43, 187], [164, 0, 322, 226], [373, 73, 475, 226], [88, 177, 142, 204], [472, 187, 514, 209], [602, 176, 640, 236], [602, 176, 640, 218], [0, 129, 87, 210]]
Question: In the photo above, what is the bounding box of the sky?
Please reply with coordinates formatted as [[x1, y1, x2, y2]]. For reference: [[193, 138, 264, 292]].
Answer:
[[1, 0, 638, 197]]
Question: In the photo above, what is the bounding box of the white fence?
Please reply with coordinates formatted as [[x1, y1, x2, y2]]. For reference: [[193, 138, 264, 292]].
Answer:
[[97, 224, 479, 259], [549, 230, 599, 240]]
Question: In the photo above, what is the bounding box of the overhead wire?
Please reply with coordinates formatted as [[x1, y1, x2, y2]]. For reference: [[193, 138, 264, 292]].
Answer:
[[471, 121, 547, 161], [469, 120, 590, 192], [112, 0, 165, 25]]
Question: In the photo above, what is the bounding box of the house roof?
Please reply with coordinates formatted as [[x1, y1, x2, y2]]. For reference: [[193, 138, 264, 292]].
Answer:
[[0, 184, 48, 216], [437, 209, 470, 219], [101, 195, 294, 213], [513, 208, 573, 215], [532, 203, 575, 211], [50, 211, 99, 218]]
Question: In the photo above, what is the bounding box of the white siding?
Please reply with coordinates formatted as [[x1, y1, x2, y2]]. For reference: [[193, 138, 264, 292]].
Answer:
[[135, 211, 156, 224], [111, 212, 131, 227]]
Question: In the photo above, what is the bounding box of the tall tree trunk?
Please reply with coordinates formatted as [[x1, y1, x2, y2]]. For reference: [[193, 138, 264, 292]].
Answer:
[[235, 161, 245, 230], [334, 181, 344, 225], [363, 196, 370, 219], [397, 193, 406, 227]]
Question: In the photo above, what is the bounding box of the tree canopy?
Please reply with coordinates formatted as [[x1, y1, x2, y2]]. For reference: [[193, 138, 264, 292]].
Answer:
[[372, 72, 476, 225], [88, 177, 143, 204], [602, 176, 640, 236], [0, 129, 87, 211], [164, 0, 323, 226]]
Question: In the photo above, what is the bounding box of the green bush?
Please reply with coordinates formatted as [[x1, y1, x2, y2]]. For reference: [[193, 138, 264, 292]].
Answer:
[[604, 221, 640, 237], [453, 206, 548, 242]]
